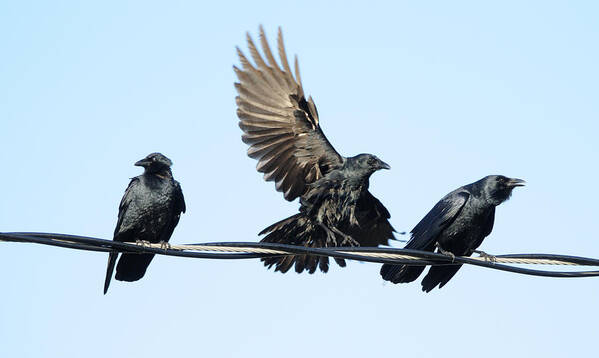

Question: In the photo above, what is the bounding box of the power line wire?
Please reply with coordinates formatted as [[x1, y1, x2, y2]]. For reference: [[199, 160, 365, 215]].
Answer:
[[2, 232, 599, 278]]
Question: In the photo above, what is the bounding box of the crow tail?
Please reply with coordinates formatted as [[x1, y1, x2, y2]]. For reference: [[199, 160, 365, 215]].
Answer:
[[259, 214, 346, 274], [114, 253, 155, 282], [421, 265, 462, 292], [380, 240, 436, 285], [380, 264, 427, 284]]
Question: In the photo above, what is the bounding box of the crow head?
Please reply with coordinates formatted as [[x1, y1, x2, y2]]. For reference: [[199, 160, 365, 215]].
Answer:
[[135, 152, 173, 174], [346, 154, 390, 178], [482, 175, 525, 205]]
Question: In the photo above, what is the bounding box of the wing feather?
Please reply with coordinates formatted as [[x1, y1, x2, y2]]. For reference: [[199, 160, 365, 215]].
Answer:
[[349, 191, 396, 247], [235, 26, 343, 201], [113, 177, 141, 239], [405, 190, 470, 250]]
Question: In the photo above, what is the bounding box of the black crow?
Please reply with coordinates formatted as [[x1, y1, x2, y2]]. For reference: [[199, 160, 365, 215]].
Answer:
[[103, 153, 186, 294], [234, 26, 395, 274], [380, 175, 524, 292]]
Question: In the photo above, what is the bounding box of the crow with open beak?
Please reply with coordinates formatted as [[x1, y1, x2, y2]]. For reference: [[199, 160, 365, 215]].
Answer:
[[381, 175, 524, 292], [234, 27, 395, 273]]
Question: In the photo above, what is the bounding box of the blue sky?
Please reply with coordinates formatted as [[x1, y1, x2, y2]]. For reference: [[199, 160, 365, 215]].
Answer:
[[1, 1, 598, 357]]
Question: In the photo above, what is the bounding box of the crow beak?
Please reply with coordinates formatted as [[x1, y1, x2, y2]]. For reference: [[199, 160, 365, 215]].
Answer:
[[135, 158, 150, 167], [378, 160, 391, 170], [507, 178, 526, 187]]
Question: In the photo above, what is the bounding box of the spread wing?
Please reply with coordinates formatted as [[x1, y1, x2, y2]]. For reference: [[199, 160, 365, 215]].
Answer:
[[405, 190, 470, 250], [234, 26, 343, 201]]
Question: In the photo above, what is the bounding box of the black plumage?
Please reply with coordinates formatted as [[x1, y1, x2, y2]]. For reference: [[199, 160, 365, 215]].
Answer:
[[380, 175, 524, 292], [103, 153, 186, 294], [235, 26, 395, 274]]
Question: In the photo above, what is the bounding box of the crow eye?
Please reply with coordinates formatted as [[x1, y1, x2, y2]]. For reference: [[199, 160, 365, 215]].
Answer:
[[367, 157, 376, 165]]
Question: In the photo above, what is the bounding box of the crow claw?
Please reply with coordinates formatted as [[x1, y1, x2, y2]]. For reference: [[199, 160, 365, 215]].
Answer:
[[135, 240, 152, 248], [473, 249, 496, 263], [159, 241, 171, 251]]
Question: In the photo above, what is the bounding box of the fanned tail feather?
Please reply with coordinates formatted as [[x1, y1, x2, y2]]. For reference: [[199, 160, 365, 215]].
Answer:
[[259, 214, 346, 273]]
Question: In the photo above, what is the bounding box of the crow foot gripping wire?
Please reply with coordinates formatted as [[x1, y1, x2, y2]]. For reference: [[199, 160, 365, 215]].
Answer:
[[135, 240, 152, 248], [473, 249, 497, 263], [159, 241, 171, 252]]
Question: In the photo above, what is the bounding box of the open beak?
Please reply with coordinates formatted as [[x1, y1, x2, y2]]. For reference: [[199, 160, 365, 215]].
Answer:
[[507, 178, 526, 187], [135, 158, 150, 167], [378, 160, 391, 170]]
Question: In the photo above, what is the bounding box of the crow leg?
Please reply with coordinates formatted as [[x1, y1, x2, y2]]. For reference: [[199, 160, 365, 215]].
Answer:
[[473, 249, 497, 262], [318, 223, 339, 246], [435, 242, 455, 262], [329, 226, 359, 247], [317, 223, 359, 247]]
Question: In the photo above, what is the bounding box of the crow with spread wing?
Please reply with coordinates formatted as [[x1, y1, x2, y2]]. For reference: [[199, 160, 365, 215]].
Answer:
[[234, 26, 395, 274]]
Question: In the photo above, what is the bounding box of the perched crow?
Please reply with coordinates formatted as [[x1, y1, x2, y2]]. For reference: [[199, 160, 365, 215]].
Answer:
[[380, 175, 524, 292], [103, 153, 186, 294], [234, 26, 395, 274]]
